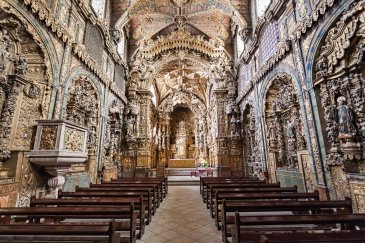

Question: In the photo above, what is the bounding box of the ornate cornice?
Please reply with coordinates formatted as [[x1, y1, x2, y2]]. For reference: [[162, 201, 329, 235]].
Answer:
[[290, 0, 338, 41], [136, 27, 231, 61], [19, 0, 127, 100]]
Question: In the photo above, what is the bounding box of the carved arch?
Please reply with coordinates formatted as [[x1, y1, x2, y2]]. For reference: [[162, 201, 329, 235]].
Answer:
[[0, 6, 59, 207], [261, 72, 311, 190], [307, 0, 365, 202]]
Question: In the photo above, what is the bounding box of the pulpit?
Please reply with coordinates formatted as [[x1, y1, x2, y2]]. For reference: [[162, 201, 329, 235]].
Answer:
[[28, 120, 88, 196]]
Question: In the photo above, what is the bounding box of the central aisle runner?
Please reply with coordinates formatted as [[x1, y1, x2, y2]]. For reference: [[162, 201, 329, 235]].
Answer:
[[137, 185, 222, 243]]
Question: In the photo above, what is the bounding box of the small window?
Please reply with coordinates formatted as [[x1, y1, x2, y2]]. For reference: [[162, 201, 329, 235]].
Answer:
[[256, 0, 271, 17], [91, 0, 106, 19]]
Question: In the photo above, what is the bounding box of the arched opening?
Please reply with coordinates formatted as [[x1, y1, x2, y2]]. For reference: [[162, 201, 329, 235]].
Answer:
[[264, 74, 309, 191], [169, 106, 196, 160]]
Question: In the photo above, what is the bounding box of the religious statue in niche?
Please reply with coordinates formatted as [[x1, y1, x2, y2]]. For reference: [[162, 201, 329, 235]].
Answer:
[[230, 116, 240, 136], [287, 118, 297, 152], [88, 126, 97, 154], [160, 130, 166, 149], [267, 120, 277, 148], [176, 121, 187, 159], [126, 113, 136, 137], [286, 118, 298, 168], [334, 96, 357, 137]]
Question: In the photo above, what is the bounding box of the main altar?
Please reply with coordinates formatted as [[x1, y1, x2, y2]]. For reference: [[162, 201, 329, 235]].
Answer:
[[168, 159, 196, 168], [168, 120, 196, 168]]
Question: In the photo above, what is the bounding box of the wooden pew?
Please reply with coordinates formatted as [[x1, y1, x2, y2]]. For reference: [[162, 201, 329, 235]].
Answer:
[[30, 196, 146, 239], [210, 186, 297, 211], [93, 182, 161, 207], [0, 221, 120, 243], [203, 182, 274, 205], [111, 177, 168, 198], [213, 186, 298, 226], [58, 190, 154, 222], [67, 184, 157, 216], [259, 230, 365, 243], [231, 212, 365, 243], [221, 198, 353, 242], [213, 191, 320, 219], [206, 182, 282, 211], [106, 180, 164, 202], [76, 186, 151, 224], [206, 183, 284, 208], [201, 178, 263, 199], [0, 206, 137, 243], [199, 177, 255, 194]]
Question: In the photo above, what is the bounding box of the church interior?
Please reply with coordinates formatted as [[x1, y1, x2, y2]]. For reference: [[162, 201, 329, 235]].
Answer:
[[0, 0, 365, 242]]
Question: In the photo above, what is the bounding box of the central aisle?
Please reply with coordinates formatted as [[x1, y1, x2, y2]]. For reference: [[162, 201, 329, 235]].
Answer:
[[137, 186, 222, 243]]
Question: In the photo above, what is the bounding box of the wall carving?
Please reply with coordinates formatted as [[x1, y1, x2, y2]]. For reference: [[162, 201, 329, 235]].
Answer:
[[39, 125, 57, 150], [103, 100, 123, 169], [312, 0, 365, 202], [66, 76, 99, 155], [264, 73, 310, 189], [241, 104, 261, 177], [64, 127, 84, 152]]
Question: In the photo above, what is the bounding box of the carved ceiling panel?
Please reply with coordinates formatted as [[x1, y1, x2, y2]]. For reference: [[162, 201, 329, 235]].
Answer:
[[155, 59, 208, 102], [188, 10, 231, 42], [118, 0, 249, 58]]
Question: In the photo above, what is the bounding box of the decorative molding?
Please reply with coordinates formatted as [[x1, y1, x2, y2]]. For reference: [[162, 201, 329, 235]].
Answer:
[[290, 0, 338, 42], [135, 27, 231, 61]]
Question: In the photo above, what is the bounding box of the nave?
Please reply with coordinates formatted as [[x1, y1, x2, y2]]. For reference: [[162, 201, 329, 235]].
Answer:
[[0, 175, 365, 243], [137, 185, 221, 243]]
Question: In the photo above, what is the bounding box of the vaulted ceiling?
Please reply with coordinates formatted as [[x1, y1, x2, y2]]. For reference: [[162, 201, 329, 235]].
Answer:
[[112, 0, 250, 108]]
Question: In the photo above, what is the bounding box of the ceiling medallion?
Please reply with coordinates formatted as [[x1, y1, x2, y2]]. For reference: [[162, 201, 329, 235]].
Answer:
[[174, 15, 186, 28]]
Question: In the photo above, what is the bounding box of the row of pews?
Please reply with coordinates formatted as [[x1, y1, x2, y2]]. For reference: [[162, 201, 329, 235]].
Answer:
[[0, 177, 168, 243], [200, 177, 365, 243]]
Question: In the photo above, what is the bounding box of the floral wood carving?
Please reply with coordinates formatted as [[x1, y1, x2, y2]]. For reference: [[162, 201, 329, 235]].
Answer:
[[39, 126, 57, 150], [265, 74, 305, 169], [66, 76, 99, 154], [64, 127, 84, 152]]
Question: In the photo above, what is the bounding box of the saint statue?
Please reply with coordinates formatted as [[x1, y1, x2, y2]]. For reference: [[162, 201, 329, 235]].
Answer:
[[127, 115, 136, 136], [335, 96, 357, 135], [230, 117, 237, 135], [161, 130, 166, 149], [267, 121, 276, 141], [287, 120, 295, 139]]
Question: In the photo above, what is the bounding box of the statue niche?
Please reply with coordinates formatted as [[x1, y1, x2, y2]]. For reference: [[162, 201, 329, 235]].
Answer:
[[169, 107, 196, 159], [66, 76, 99, 154], [176, 121, 187, 159], [264, 74, 306, 170]]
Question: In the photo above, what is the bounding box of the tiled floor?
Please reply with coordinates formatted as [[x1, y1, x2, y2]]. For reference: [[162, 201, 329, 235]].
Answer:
[[137, 186, 223, 243]]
